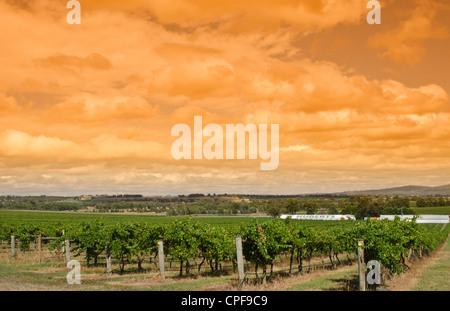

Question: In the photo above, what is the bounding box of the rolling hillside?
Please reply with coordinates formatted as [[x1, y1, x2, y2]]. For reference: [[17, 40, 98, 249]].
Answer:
[[337, 184, 450, 196]]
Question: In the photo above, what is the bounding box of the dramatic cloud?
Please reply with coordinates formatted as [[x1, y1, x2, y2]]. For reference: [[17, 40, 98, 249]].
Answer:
[[37, 53, 113, 71], [369, 0, 449, 65], [0, 0, 449, 195]]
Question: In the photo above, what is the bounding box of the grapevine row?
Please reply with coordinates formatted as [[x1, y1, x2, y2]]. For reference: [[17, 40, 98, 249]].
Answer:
[[1, 217, 448, 278]]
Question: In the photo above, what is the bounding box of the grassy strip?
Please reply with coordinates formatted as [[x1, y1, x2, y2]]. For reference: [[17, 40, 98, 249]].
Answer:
[[412, 236, 450, 291], [284, 266, 358, 291], [0, 249, 236, 291], [411, 206, 450, 215], [0, 260, 235, 291]]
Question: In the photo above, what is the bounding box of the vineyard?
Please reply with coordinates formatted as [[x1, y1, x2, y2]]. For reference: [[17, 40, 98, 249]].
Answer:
[[1, 215, 449, 289]]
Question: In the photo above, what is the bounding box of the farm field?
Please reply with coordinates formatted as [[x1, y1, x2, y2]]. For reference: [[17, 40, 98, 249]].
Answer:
[[411, 206, 450, 215], [0, 210, 449, 292], [0, 210, 354, 228]]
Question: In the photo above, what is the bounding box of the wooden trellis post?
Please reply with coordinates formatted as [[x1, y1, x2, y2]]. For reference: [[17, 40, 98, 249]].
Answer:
[[62, 230, 65, 254], [38, 235, 42, 263], [106, 245, 112, 275], [357, 239, 365, 291], [158, 240, 165, 279], [65, 239, 71, 263], [11, 235, 15, 258], [235, 236, 245, 290]]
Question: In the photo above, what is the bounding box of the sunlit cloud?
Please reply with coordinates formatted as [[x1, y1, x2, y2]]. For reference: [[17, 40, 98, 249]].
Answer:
[[0, 0, 449, 195]]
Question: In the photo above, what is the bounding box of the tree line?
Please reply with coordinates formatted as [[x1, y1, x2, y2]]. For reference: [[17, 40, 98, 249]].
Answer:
[[1, 194, 448, 218]]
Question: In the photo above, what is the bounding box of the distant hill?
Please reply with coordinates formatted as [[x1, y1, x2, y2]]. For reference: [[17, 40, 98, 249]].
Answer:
[[337, 184, 450, 196]]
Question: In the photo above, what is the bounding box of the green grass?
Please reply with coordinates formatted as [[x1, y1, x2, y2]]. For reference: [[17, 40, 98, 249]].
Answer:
[[0, 260, 69, 290], [0, 210, 256, 228], [413, 234, 450, 291], [0, 254, 234, 291], [0, 210, 172, 225], [411, 206, 450, 215], [285, 267, 359, 291], [0, 210, 358, 229]]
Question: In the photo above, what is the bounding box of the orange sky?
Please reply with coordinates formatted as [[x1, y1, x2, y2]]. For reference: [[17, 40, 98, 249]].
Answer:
[[1, 0, 450, 195]]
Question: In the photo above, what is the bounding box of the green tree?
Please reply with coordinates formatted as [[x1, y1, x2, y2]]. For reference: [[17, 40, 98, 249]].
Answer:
[[415, 197, 426, 208], [303, 201, 318, 215], [266, 205, 281, 218], [284, 198, 299, 214]]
